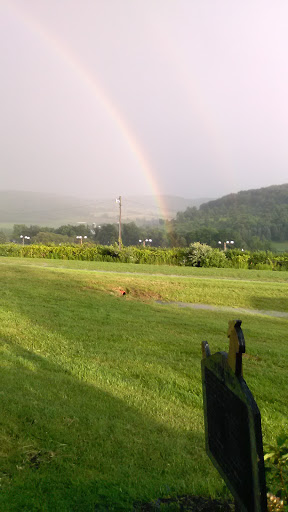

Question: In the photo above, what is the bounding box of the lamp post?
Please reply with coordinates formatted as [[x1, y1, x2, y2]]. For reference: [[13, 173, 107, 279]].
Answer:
[[76, 235, 87, 246], [139, 238, 152, 247], [20, 235, 30, 246], [218, 240, 234, 251]]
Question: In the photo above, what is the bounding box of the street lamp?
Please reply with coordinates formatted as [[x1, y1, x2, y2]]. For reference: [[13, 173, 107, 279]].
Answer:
[[139, 238, 152, 247], [218, 240, 234, 251], [76, 235, 88, 246], [20, 235, 30, 246]]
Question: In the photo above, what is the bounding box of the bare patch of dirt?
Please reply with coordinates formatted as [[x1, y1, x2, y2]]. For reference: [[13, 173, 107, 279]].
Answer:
[[127, 287, 162, 301], [24, 450, 56, 470], [243, 353, 261, 361]]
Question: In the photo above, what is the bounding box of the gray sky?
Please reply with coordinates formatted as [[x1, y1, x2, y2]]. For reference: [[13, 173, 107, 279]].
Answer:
[[1, 0, 288, 200]]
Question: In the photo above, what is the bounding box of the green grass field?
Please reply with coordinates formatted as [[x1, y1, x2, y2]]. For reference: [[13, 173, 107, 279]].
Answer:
[[0, 257, 287, 511], [3, 256, 288, 281]]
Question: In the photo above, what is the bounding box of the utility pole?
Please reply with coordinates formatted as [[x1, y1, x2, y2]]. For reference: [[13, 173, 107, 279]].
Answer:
[[116, 196, 122, 250]]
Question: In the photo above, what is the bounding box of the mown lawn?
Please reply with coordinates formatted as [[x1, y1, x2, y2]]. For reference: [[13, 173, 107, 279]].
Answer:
[[2, 255, 288, 282], [1, 257, 288, 312], [0, 260, 287, 511]]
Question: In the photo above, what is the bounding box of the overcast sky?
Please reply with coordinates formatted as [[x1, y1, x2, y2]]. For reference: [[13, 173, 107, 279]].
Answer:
[[1, 1, 288, 200]]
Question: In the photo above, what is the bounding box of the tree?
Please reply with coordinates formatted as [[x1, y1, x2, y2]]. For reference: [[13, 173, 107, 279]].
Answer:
[[31, 232, 72, 245], [55, 224, 90, 238], [13, 224, 30, 239], [93, 224, 118, 245], [122, 222, 141, 246], [0, 231, 7, 243], [13, 224, 54, 240]]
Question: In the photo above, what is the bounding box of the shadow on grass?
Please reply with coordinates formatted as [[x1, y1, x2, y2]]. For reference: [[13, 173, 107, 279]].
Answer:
[[0, 339, 216, 512], [0, 265, 230, 510]]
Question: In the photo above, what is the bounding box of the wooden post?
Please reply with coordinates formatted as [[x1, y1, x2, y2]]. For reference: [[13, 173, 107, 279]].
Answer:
[[118, 196, 122, 250]]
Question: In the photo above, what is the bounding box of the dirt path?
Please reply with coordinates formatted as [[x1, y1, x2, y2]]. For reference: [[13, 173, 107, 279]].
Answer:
[[156, 300, 288, 318]]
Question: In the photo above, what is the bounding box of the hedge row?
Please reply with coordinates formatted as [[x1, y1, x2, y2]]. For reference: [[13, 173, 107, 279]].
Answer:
[[0, 244, 186, 265], [0, 243, 288, 270]]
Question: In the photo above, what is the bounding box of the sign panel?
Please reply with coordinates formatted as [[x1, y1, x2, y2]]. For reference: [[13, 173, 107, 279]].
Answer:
[[201, 320, 267, 512]]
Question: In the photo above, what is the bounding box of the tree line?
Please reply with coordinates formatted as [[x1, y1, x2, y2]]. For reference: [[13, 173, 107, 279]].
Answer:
[[8, 223, 173, 247]]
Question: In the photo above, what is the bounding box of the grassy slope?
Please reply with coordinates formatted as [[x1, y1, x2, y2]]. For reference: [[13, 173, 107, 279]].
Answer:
[[0, 260, 287, 510], [2, 256, 288, 281], [1, 257, 287, 312]]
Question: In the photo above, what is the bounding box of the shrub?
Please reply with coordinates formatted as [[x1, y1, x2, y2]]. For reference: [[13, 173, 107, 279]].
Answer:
[[265, 434, 288, 508], [186, 242, 213, 267], [226, 250, 250, 269], [248, 251, 274, 269], [203, 249, 227, 268], [0, 243, 288, 272]]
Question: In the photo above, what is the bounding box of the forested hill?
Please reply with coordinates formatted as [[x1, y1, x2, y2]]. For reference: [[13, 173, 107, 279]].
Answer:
[[199, 184, 288, 216], [173, 184, 288, 249]]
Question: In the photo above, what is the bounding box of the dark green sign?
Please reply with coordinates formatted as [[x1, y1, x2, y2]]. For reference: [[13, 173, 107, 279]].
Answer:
[[201, 320, 267, 512]]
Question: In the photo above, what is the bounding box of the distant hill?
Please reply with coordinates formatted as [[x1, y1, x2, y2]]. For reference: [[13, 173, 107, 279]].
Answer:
[[122, 195, 212, 224], [173, 183, 288, 249], [0, 190, 212, 228], [199, 183, 288, 216]]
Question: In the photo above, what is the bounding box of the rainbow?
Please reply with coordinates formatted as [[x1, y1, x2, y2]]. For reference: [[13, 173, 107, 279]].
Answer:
[[5, 3, 171, 219], [5, 3, 233, 224]]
